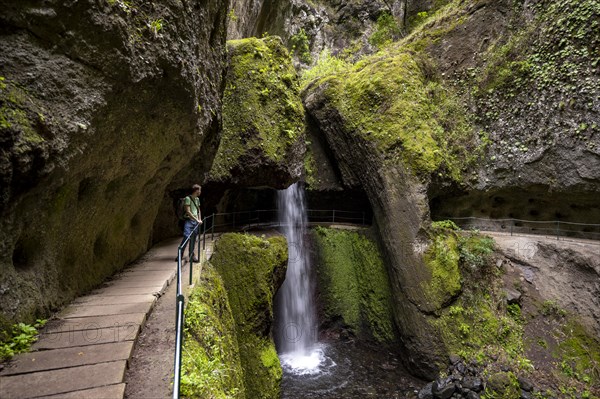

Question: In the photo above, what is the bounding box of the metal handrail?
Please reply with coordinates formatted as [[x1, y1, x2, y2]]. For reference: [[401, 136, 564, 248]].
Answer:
[[172, 216, 205, 399], [442, 216, 600, 242]]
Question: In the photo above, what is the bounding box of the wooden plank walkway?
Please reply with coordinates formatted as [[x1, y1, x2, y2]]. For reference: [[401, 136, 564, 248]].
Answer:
[[0, 238, 184, 399]]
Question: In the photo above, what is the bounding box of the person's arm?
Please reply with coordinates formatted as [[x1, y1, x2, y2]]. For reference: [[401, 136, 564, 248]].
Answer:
[[197, 199, 202, 224]]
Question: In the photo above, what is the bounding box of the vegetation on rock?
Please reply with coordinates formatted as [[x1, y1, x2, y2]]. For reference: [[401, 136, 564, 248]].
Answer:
[[303, 39, 479, 181], [209, 36, 305, 182], [427, 224, 600, 397], [312, 227, 396, 343], [181, 265, 244, 398], [210, 233, 288, 399]]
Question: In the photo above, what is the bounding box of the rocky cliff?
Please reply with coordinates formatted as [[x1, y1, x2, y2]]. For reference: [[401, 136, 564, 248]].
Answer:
[[302, 0, 599, 378], [0, 0, 228, 331]]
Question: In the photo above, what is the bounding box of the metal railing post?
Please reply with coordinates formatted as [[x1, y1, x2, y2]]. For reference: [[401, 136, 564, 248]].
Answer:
[[510, 220, 513, 236], [177, 248, 182, 295], [332, 210, 335, 223], [173, 294, 185, 399], [557, 221, 560, 241], [211, 214, 214, 241]]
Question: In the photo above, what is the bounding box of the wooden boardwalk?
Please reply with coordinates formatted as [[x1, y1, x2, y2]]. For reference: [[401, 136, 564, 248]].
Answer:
[[0, 238, 185, 398]]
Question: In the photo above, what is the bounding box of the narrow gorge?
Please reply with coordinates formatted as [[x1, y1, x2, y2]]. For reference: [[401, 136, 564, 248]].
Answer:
[[1, 0, 599, 398]]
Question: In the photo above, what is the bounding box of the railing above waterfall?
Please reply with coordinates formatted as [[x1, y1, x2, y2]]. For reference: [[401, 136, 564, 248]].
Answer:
[[205, 209, 372, 231]]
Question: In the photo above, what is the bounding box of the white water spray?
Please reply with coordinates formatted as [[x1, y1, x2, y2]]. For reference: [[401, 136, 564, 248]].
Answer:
[[276, 183, 325, 373]]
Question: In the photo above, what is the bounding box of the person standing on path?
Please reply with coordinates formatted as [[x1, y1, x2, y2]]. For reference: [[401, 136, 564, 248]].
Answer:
[[180, 184, 202, 262]]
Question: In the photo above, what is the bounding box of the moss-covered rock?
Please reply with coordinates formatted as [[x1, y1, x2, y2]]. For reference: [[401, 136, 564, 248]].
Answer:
[[211, 233, 287, 399], [312, 226, 396, 343], [310, 45, 477, 181], [422, 228, 461, 310], [181, 264, 245, 398], [208, 36, 306, 187], [484, 371, 520, 399]]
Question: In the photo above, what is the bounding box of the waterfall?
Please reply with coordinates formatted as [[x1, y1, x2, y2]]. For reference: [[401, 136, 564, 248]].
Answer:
[[275, 182, 322, 372]]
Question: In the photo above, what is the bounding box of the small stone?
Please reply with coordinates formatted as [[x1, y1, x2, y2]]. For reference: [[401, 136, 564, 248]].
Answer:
[[418, 382, 434, 399], [505, 288, 522, 304], [433, 379, 456, 399], [520, 390, 532, 399], [449, 354, 461, 365], [456, 362, 466, 375], [496, 259, 503, 268], [463, 377, 483, 392], [466, 392, 480, 399], [518, 376, 533, 392]]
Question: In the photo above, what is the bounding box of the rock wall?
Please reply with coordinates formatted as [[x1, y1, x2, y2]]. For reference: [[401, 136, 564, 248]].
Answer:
[[311, 227, 397, 343], [303, 0, 599, 377], [0, 0, 228, 331], [210, 233, 288, 399], [426, 0, 600, 214], [207, 36, 305, 187]]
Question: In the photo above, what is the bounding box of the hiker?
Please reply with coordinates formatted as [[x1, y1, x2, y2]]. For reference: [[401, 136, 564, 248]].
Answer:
[[179, 184, 203, 262]]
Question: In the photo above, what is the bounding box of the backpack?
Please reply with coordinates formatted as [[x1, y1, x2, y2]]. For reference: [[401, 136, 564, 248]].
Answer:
[[176, 196, 189, 221]]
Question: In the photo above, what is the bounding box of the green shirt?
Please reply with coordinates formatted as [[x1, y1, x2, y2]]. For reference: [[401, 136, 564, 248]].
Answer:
[[185, 196, 201, 219]]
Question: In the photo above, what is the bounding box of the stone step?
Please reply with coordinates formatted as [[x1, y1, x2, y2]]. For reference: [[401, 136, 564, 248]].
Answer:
[[59, 302, 154, 319], [0, 237, 193, 398], [39, 383, 126, 398], [0, 361, 126, 398], [0, 341, 134, 376], [33, 326, 136, 350], [91, 285, 166, 296], [44, 313, 146, 333], [73, 294, 156, 306]]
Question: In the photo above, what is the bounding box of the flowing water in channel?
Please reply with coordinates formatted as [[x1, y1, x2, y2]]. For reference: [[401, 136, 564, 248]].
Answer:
[[275, 183, 421, 398]]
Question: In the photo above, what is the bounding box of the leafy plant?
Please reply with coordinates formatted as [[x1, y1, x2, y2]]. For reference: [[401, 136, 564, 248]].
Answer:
[[148, 18, 164, 37], [0, 319, 46, 360], [299, 49, 350, 88], [290, 28, 312, 64], [369, 12, 402, 49], [540, 300, 566, 317]]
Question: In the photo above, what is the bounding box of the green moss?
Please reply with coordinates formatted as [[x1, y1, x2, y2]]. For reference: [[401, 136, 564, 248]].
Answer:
[[476, 0, 599, 98], [312, 227, 396, 343], [300, 49, 351, 89], [313, 46, 476, 181], [555, 320, 600, 385], [209, 36, 305, 181], [483, 371, 520, 399], [422, 228, 461, 310], [211, 233, 287, 399], [181, 264, 245, 398], [0, 78, 44, 152], [431, 231, 530, 374]]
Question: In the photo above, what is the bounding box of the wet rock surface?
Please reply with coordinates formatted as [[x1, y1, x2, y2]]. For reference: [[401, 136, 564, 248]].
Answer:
[[0, 0, 228, 330]]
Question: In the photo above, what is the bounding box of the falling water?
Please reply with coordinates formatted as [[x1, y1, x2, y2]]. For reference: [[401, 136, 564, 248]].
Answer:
[[275, 182, 324, 374]]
